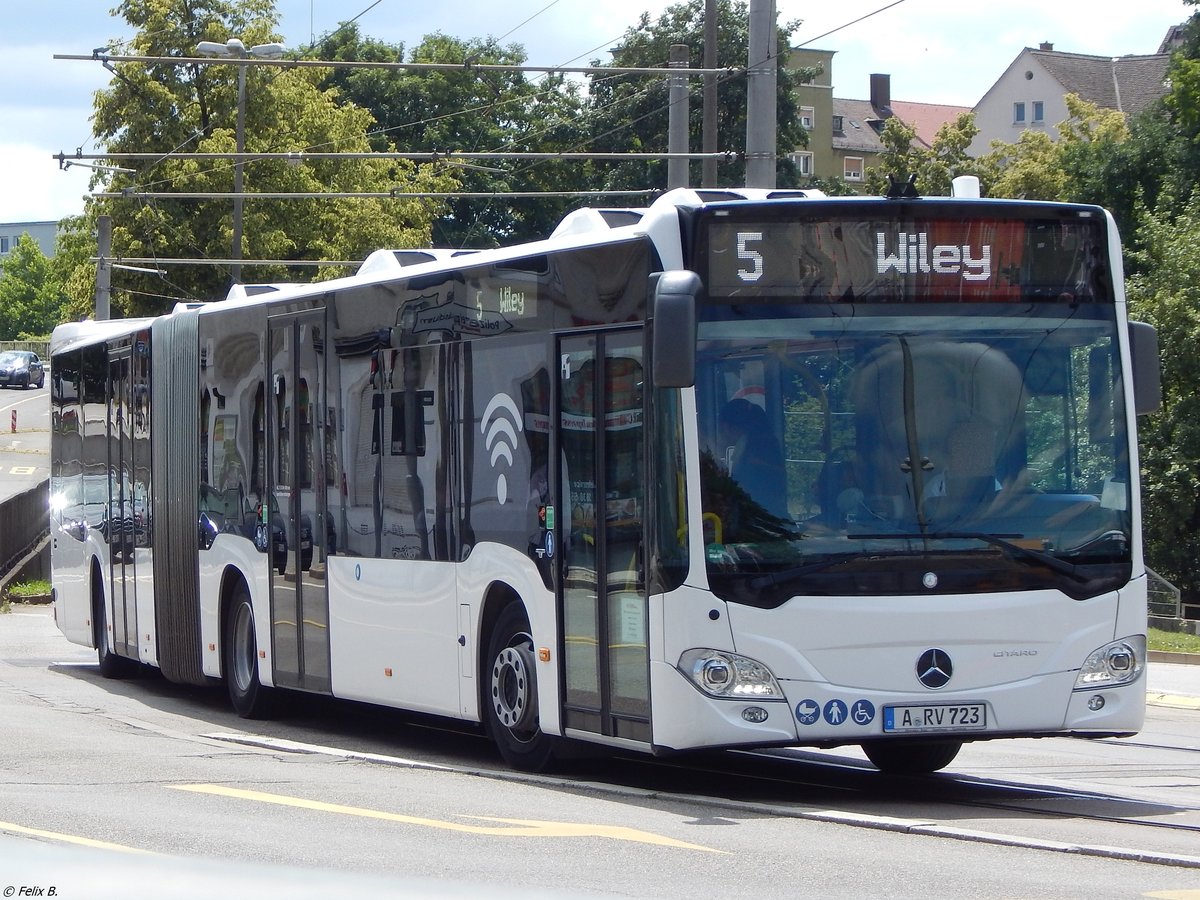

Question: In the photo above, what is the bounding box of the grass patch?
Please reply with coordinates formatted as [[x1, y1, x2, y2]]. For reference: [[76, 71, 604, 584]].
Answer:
[[6, 579, 50, 599], [1149, 626, 1200, 655]]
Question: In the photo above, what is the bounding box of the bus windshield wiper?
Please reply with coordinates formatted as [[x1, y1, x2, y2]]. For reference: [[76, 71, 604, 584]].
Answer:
[[850, 531, 1092, 584]]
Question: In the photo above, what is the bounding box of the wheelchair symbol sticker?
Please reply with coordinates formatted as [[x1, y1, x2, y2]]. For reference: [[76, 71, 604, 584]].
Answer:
[[851, 699, 876, 725]]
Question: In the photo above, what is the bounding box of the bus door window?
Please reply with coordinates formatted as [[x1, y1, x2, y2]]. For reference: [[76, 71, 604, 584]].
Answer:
[[274, 373, 290, 489], [381, 345, 436, 561], [106, 345, 137, 658], [250, 383, 265, 509], [560, 340, 599, 714], [298, 378, 312, 491], [559, 331, 650, 735], [603, 338, 647, 722]]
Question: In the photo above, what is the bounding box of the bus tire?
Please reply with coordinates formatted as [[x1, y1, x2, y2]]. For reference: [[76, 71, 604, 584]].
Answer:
[[224, 581, 275, 719], [93, 571, 136, 678], [860, 739, 962, 775], [484, 602, 555, 772]]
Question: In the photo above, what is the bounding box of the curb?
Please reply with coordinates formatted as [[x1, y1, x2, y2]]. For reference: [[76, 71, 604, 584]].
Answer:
[[1147, 692, 1200, 711], [1148, 649, 1200, 666]]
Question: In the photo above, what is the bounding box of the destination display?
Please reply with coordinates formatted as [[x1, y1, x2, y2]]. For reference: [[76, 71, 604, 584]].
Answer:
[[703, 214, 1111, 303]]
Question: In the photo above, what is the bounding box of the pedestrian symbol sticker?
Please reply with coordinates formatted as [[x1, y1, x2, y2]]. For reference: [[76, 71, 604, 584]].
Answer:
[[823, 699, 848, 725], [795, 700, 820, 726], [851, 699, 875, 725]]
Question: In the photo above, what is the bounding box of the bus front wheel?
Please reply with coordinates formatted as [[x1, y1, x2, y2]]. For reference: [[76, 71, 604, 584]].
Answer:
[[860, 739, 962, 775], [484, 603, 555, 771], [224, 582, 275, 719]]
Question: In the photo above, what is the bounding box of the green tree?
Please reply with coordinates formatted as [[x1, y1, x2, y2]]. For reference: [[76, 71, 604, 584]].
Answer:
[[980, 129, 1066, 201], [58, 0, 456, 316], [584, 0, 812, 189], [1160, 5, 1200, 211], [1127, 195, 1200, 604], [969, 91, 1186, 266], [864, 112, 984, 197], [0, 235, 62, 339], [316, 27, 586, 247]]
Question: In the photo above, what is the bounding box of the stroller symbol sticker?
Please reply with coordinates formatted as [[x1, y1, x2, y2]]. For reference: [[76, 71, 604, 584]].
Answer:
[[795, 700, 820, 726]]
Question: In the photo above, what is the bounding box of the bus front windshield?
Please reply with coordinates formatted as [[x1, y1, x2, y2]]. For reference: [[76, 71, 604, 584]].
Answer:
[[695, 303, 1133, 607]]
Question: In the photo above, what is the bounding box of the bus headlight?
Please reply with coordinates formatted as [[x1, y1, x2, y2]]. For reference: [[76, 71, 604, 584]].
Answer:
[[1073, 635, 1146, 690], [678, 649, 784, 699]]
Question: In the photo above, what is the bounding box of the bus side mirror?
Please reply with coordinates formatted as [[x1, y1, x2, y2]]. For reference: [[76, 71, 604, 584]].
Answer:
[[1128, 321, 1161, 416], [651, 271, 699, 388]]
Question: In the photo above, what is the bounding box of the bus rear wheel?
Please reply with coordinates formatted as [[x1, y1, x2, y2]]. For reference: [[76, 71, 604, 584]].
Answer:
[[860, 739, 962, 775], [484, 603, 555, 771], [93, 572, 136, 678], [224, 582, 275, 719]]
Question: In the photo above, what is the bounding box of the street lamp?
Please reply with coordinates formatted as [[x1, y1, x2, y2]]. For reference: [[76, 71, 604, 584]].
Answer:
[[196, 38, 286, 283]]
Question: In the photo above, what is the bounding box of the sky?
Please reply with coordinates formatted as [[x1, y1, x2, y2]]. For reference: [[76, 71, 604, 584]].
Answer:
[[0, 0, 1193, 224]]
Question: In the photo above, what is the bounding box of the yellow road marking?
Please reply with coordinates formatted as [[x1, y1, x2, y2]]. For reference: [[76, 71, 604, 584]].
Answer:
[[1146, 892, 1200, 899], [171, 784, 720, 852], [0, 819, 148, 853]]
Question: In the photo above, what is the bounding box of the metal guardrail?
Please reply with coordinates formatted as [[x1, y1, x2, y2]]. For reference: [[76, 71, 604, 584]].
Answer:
[[0, 479, 49, 582], [0, 340, 50, 359], [1147, 567, 1182, 619]]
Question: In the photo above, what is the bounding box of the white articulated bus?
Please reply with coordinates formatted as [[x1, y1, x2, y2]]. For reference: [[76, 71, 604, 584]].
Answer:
[[49, 184, 1160, 774]]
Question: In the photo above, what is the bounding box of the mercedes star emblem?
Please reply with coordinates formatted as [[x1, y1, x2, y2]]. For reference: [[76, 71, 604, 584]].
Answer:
[[916, 648, 953, 689]]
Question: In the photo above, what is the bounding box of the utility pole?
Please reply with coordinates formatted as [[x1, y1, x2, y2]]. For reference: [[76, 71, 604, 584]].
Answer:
[[196, 38, 285, 285], [94, 215, 112, 320], [702, 0, 718, 187], [745, 0, 777, 188], [668, 44, 690, 190], [232, 60, 247, 283]]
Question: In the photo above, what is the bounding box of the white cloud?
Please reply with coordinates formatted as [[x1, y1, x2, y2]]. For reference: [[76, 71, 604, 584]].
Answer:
[[0, 144, 93, 222]]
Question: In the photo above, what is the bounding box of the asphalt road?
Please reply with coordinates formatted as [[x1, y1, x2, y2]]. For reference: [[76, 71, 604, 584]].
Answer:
[[0, 382, 48, 503], [1, 604, 1198, 900]]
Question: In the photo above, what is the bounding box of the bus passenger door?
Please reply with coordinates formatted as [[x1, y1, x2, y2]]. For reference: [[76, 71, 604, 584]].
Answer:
[[267, 309, 332, 693], [557, 330, 650, 745], [106, 344, 138, 660]]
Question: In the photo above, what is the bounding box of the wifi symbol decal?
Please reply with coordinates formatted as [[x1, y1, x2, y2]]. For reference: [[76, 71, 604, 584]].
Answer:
[[481, 392, 524, 505]]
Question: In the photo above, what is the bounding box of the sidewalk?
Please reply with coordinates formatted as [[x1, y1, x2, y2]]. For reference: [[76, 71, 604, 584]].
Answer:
[[1147, 657, 1200, 710]]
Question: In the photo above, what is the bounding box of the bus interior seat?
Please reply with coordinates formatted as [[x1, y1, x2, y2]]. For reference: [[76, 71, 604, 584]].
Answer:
[[850, 342, 1025, 514]]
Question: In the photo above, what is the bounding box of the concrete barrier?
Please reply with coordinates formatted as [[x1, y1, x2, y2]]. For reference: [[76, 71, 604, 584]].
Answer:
[[0, 478, 49, 589]]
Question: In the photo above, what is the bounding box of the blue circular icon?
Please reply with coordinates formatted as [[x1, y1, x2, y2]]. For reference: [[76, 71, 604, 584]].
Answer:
[[851, 699, 876, 725], [795, 699, 820, 726], [544, 531, 555, 559], [823, 699, 849, 725]]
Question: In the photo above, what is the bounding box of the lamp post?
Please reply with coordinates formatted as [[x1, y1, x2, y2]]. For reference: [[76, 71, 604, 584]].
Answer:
[[196, 38, 285, 283]]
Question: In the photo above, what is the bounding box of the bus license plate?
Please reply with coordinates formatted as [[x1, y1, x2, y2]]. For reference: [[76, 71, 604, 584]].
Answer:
[[883, 703, 987, 733]]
